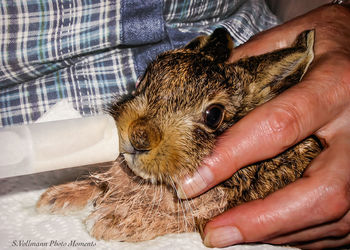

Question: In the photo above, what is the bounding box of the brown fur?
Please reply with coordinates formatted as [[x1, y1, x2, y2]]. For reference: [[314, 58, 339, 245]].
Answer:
[[37, 29, 322, 242]]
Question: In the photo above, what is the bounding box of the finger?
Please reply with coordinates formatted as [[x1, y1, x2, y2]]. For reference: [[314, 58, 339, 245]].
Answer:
[[177, 52, 350, 199], [316, 103, 350, 146], [229, 19, 309, 62], [202, 137, 350, 248], [295, 233, 350, 249], [266, 210, 350, 245], [265, 113, 350, 245], [229, 4, 350, 62]]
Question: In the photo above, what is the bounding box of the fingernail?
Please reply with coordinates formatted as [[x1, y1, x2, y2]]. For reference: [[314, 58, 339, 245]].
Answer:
[[204, 226, 243, 248], [176, 165, 214, 199]]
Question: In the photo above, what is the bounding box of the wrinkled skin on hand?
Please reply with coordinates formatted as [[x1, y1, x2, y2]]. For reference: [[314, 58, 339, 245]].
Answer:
[[179, 4, 350, 249]]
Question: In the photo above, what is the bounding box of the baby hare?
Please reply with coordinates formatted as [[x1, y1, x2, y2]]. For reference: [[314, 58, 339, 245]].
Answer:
[[37, 28, 322, 242]]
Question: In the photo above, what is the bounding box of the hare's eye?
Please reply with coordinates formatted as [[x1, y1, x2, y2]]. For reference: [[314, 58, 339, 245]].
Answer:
[[204, 104, 225, 130]]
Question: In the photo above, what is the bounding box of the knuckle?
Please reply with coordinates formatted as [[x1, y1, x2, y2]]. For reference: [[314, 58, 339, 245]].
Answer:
[[319, 4, 350, 30], [326, 51, 350, 90], [321, 180, 350, 220], [325, 52, 350, 109], [266, 105, 301, 149], [335, 180, 350, 211], [321, 51, 350, 87], [329, 4, 350, 18]]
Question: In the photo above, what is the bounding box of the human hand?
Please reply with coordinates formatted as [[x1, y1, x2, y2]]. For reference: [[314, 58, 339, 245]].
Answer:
[[178, 4, 350, 249]]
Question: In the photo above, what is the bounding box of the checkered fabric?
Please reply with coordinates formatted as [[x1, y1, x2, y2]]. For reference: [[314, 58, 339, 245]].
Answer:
[[0, 0, 279, 127]]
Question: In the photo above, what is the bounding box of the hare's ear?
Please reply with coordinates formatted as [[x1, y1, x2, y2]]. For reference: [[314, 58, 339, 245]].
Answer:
[[185, 28, 233, 62], [238, 30, 315, 115]]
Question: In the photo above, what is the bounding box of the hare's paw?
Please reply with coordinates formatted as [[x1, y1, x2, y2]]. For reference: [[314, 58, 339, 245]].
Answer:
[[36, 180, 102, 214]]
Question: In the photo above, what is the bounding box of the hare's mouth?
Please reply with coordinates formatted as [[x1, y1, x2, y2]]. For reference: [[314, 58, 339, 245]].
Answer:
[[120, 152, 157, 184]]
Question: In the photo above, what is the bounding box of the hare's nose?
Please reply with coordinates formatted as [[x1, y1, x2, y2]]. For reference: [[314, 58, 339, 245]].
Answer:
[[128, 118, 161, 152]]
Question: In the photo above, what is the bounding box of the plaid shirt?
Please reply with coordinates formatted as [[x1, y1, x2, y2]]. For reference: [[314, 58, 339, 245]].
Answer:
[[0, 0, 279, 127]]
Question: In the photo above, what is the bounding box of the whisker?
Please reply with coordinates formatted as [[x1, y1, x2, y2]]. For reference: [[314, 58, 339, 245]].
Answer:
[[153, 179, 163, 219], [170, 177, 189, 233], [145, 180, 160, 221], [174, 175, 197, 232]]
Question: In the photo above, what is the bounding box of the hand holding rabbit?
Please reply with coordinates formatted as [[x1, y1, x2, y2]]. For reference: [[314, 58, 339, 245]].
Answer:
[[179, 5, 350, 249]]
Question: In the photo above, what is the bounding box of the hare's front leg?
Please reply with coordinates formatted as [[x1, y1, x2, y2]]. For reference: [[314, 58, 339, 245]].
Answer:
[[85, 183, 190, 241], [85, 171, 229, 242], [85, 175, 201, 242], [36, 179, 103, 214]]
